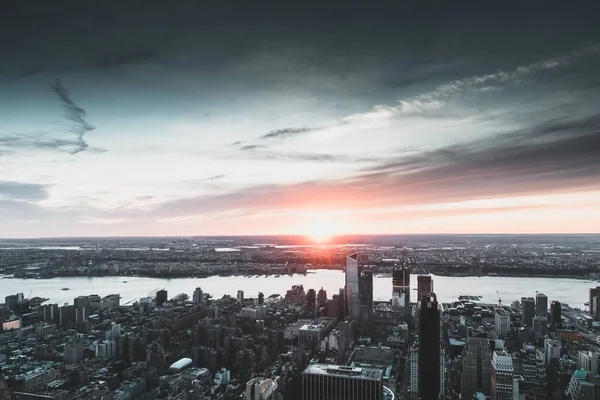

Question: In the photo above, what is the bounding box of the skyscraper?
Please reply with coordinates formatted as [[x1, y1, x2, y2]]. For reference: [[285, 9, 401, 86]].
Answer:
[[550, 300, 562, 329], [156, 290, 168, 307], [417, 275, 433, 304], [392, 264, 410, 317], [589, 287, 600, 319], [536, 292, 548, 318], [237, 290, 244, 304], [495, 312, 511, 337], [306, 289, 316, 315], [521, 297, 535, 327], [345, 253, 360, 320], [358, 270, 373, 333], [317, 288, 327, 307], [461, 336, 492, 399], [419, 293, 441, 400], [193, 287, 203, 304], [491, 350, 515, 400]]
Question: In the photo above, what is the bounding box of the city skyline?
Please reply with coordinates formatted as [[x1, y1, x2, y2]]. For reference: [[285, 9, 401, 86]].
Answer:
[[2, 2, 600, 237]]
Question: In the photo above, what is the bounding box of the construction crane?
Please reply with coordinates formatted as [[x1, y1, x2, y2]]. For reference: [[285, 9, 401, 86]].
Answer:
[[496, 291, 502, 309]]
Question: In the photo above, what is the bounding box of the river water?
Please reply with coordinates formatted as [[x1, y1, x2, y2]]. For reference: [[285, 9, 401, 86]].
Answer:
[[0, 271, 594, 309]]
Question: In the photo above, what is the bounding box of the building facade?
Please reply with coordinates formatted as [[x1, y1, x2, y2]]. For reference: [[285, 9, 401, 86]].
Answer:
[[358, 271, 373, 334], [461, 336, 492, 399], [491, 350, 514, 400], [495, 313, 511, 337], [578, 351, 599, 375]]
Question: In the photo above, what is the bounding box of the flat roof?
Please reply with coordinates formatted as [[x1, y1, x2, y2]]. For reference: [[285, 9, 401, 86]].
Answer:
[[303, 364, 384, 381], [300, 324, 323, 332], [349, 346, 395, 366]]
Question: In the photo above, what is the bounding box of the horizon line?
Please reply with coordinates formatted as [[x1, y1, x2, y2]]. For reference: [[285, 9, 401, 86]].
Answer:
[[1, 232, 600, 241]]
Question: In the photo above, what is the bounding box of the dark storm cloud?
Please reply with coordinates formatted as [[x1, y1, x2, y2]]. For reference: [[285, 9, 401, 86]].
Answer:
[[50, 79, 95, 154], [0, 181, 49, 201]]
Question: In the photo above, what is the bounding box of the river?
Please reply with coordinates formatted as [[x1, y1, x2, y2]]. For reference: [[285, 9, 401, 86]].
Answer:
[[1, 271, 595, 309]]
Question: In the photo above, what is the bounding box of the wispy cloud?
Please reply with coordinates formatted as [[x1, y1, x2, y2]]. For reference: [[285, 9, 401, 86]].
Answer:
[[203, 174, 225, 181], [250, 43, 600, 142], [0, 133, 83, 152], [343, 43, 600, 124], [251, 151, 377, 163], [240, 144, 266, 151], [0, 181, 49, 201], [231, 140, 377, 163], [50, 79, 96, 154], [260, 127, 319, 140]]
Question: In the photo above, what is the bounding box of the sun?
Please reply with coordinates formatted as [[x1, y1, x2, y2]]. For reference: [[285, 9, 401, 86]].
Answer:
[[303, 220, 338, 243]]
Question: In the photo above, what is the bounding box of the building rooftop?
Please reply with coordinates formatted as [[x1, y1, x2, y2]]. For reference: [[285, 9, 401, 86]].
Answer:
[[349, 346, 395, 367], [573, 369, 588, 379], [300, 324, 323, 332], [303, 364, 384, 381], [169, 357, 192, 371]]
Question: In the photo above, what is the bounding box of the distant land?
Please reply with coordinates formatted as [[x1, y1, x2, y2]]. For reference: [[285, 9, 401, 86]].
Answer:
[[1, 234, 599, 281]]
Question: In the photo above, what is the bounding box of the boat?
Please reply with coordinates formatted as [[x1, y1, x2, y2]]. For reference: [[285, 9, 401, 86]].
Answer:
[[61, 288, 69, 291], [122, 281, 127, 283], [585, 302, 590, 306]]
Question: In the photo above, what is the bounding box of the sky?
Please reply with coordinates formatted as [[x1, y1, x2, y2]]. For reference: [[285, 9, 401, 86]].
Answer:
[[1, 1, 600, 238]]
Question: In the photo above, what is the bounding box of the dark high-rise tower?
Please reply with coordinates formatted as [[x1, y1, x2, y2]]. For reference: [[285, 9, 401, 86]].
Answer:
[[317, 288, 327, 307], [550, 301, 562, 329], [419, 292, 440, 400], [521, 297, 535, 327], [417, 275, 433, 304], [589, 287, 600, 319], [156, 290, 168, 307], [536, 292, 548, 318], [306, 289, 316, 315], [358, 270, 373, 333]]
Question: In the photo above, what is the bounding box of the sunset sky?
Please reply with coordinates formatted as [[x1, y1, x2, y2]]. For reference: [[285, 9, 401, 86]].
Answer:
[[1, 2, 600, 237]]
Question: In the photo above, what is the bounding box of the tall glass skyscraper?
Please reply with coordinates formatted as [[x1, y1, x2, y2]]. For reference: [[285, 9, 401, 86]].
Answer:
[[345, 253, 360, 320]]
